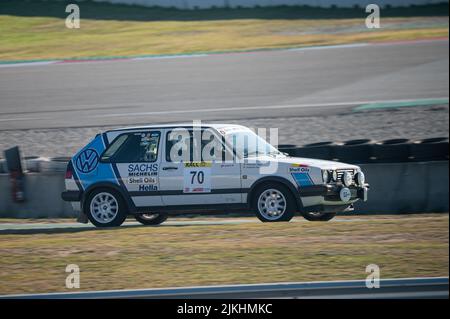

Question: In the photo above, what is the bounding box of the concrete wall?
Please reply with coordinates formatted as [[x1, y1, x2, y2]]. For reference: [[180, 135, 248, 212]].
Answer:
[[0, 172, 76, 218], [354, 161, 449, 214], [92, 0, 447, 9], [0, 161, 448, 218]]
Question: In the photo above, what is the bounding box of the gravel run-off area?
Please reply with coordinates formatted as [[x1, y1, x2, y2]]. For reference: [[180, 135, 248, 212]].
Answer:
[[0, 104, 448, 158]]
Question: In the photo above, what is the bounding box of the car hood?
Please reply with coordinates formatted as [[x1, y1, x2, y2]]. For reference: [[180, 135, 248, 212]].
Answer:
[[251, 155, 360, 170]]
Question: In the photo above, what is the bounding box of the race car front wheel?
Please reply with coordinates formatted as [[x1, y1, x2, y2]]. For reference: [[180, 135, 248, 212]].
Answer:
[[85, 188, 127, 227], [135, 213, 168, 225], [253, 183, 296, 222], [302, 212, 336, 221]]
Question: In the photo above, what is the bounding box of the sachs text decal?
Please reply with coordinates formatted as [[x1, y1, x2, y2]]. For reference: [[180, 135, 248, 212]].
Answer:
[[128, 163, 158, 177], [118, 163, 159, 192]]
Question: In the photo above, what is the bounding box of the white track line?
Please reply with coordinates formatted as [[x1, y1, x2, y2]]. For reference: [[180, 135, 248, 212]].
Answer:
[[0, 97, 447, 123]]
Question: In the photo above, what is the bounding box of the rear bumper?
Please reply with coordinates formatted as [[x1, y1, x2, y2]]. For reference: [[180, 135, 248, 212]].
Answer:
[[298, 183, 369, 201], [61, 190, 81, 202]]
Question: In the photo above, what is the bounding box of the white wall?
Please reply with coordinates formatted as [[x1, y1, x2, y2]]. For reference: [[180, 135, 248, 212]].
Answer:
[[92, 0, 447, 9]]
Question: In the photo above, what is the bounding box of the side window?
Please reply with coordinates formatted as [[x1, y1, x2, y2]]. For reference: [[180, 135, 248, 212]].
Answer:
[[102, 132, 160, 163], [165, 129, 226, 162], [166, 129, 188, 162]]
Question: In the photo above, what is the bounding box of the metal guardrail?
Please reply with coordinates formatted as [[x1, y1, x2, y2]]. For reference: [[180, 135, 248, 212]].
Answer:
[[1, 277, 447, 299]]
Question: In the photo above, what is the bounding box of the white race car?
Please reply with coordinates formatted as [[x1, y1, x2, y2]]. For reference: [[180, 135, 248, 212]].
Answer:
[[62, 124, 369, 227]]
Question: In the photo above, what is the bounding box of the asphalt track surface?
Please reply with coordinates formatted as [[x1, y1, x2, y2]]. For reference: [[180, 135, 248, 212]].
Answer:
[[0, 39, 448, 131], [1, 277, 447, 299]]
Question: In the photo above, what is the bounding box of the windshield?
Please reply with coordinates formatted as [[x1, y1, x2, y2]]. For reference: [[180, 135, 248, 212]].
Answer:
[[225, 130, 281, 158]]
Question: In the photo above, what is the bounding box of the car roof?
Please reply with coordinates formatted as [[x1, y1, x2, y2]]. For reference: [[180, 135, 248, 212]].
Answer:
[[105, 123, 249, 133]]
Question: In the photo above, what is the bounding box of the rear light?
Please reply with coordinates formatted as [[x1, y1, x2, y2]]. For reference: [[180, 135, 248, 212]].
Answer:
[[65, 164, 73, 179]]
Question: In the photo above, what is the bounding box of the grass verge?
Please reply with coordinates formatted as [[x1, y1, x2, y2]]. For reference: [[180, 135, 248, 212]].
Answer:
[[0, 214, 448, 295], [0, 1, 448, 61]]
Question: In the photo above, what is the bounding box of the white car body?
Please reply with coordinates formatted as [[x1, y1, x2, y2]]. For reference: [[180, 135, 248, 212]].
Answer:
[[62, 124, 369, 227]]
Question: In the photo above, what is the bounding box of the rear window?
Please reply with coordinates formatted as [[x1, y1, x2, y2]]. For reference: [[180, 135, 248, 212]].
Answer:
[[101, 135, 128, 161], [101, 132, 160, 163]]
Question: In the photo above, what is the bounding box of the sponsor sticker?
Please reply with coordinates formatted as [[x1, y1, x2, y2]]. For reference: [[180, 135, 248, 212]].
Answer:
[[289, 163, 310, 173], [183, 162, 212, 193], [127, 177, 157, 184], [184, 162, 212, 168], [138, 184, 158, 192], [127, 163, 159, 177]]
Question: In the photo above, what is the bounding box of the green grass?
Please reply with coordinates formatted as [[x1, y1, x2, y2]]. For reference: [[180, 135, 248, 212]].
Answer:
[[0, 1, 448, 61], [0, 214, 447, 295]]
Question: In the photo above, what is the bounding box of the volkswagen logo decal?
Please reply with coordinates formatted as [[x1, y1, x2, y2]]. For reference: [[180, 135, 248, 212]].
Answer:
[[76, 149, 99, 174]]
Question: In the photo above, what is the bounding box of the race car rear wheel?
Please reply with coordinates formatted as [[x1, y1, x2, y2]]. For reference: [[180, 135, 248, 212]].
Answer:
[[302, 212, 336, 221], [85, 188, 127, 227], [253, 183, 296, 222], [135, 213, 168, 225]]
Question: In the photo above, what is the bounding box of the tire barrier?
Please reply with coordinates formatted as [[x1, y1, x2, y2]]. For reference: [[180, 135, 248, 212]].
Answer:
[[332, 139, 375, 164], [277, 144, 298, 156], [24, 156, 44, 173], [289, 137, 449, 164], [409, 137, 449, 162], [371, 139, 411, 163], [40, 157, 71, 173], [2, 137, 448, 174], [294, 141, 336, 160]]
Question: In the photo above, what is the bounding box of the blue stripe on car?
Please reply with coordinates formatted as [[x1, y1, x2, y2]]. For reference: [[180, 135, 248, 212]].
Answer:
[[291, 172, 314, 187], [73, 134, 119, 190]]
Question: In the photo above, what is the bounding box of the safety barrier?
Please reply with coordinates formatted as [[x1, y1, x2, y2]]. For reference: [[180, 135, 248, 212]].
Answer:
[[0, 160, 448, 218], [1, 137, 448, 217], [279, 137, 449, 164]]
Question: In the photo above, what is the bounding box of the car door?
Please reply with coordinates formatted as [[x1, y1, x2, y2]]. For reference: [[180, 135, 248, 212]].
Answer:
[[105, 130, 163, 208], [159, 127, 242, 206]]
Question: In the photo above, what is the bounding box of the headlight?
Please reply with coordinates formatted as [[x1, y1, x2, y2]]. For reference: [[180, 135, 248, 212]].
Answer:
[[322, 170, 329, 183], [342, 171, 353, 187], [331, 170, 338, 182], [356, 171, 365, 186]]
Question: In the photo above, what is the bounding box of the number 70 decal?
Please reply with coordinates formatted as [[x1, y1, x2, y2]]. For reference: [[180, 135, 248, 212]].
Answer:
[[183, 162, 212, 193]]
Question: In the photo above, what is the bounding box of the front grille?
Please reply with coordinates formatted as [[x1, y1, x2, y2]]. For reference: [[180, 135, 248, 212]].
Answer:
[[336, 169, 355, 182]]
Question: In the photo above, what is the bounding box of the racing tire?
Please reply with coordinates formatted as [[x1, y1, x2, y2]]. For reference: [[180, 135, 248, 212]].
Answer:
[[295, 141, 336, 160], [409, 137, 449, 161], [134, 213, 168, 226], [84, 188, 127, 228], [371, 139, 411, 163], [302, 212, 336, 221], [278, 145, 298, 156], [252, 183, 296, 222], [332, 139, 374, 164]]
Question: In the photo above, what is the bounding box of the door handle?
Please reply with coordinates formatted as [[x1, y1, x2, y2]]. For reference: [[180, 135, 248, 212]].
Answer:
[[162, 166, 178, 171]]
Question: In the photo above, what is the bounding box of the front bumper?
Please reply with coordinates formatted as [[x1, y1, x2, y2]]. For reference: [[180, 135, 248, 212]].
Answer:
[[298, 183, 369, 202]]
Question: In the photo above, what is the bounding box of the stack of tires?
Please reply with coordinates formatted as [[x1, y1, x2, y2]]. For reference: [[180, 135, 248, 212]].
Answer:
[[39, 157, 71, 173], [409, 137, 449, 162], [0, 155, 71, 174], [278, 137, 449, 164]]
